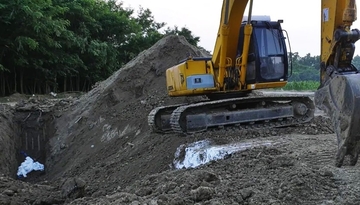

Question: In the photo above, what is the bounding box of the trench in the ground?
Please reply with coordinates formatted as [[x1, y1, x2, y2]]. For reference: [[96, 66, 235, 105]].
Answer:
[[12, 109, 55, 182]]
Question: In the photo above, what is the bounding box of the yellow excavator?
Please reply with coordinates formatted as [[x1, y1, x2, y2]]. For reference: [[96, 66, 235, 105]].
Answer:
[[148, 0, 360, 167]]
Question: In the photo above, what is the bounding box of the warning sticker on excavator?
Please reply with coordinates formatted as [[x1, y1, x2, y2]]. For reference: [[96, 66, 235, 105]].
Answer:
[[323, 8, 329, 22]]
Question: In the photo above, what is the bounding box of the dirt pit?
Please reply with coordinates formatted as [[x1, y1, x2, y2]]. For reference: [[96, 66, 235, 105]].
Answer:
[[1, 35, 360, 205]]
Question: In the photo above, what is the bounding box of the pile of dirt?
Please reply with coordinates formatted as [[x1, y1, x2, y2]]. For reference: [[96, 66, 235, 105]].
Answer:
[[106, 154, 335, 204], [44, 35, 211, 197], [0, 176, 63, 205], [3, 34, 359, 205], [66, 133, 360, 205]]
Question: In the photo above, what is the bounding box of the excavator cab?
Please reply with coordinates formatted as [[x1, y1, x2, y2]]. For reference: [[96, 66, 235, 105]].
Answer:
[[237, 18, 289, 86]]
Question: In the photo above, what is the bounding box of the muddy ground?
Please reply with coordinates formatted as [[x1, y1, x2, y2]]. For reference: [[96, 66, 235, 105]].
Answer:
[[1, 35, 360, 205]]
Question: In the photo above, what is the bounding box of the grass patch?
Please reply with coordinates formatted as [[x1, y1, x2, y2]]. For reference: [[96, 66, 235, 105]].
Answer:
[[281, 81, 320, 91]]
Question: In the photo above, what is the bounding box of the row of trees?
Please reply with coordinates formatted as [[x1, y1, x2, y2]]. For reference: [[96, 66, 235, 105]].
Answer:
[[2, 0, 359, 96], [0, 0, 200, 96], [289, 53, 360, 82], [290, 53, 320, 82]]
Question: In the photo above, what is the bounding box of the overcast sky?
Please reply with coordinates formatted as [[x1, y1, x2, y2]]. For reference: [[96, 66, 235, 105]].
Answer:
[[121, 0, 360, 57]]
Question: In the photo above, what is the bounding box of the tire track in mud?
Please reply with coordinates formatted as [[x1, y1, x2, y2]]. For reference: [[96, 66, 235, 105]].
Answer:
[[288, 134, 337, 165], [187, 134, 338, 205], [263, 134, 360, 204], [331, 166, 360, 203]]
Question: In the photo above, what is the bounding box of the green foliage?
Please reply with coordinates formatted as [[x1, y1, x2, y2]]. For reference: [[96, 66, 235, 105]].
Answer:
[[288, 52, 360, 87], [352, 55, 360, 69], [164, 26, 200, 47], [0, 0, 201, 96], [282, 81, 320, 91], [0, 64, 6, 72], [288, 52, 320, 82]]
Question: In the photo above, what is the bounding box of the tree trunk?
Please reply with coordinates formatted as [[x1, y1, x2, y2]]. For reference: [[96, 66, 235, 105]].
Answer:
[[53, 73, 57, 93], [38, 83, 42, 94], [0, 72, 4, 96], [70, 76, 73, 91], [76, 75, 80, 91], [82, 80, 87, 92], [63, 77, 67, 92], [45, 82, 50, 94], [13, 68, 17, 93], [6, 76, 11, 94], [33, 81, 36, 94], [20, 69, 24, 94]]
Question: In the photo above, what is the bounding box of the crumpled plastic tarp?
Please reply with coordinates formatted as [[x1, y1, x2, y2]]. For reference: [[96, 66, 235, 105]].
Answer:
[[17, 156, 45, 178]]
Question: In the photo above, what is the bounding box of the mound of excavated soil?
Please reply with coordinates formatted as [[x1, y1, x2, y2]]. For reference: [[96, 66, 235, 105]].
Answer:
[[66, 133, 360, 205], [45, 35, 211, 196], [3, 34, 360, 205]]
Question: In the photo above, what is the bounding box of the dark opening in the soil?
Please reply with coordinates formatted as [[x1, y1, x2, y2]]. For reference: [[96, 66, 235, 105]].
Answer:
[[13, 110, 56, 182]]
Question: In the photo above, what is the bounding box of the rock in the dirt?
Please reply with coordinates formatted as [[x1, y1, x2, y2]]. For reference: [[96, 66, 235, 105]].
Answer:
[[190, 186, 215, 202], [240, 188, 254, 200], [3, 189, 14, 196], [0, 194, 10, 204], [135, 187, 153, 197], [61, 177, 86, 199], [197, 171, 219, 183]]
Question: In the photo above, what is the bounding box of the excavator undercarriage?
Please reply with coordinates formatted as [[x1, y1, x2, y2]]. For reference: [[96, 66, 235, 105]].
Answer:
[[148, 94, 315, 134]]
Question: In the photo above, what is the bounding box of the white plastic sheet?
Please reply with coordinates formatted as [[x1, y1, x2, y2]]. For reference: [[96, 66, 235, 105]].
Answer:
[[173, 139, 275, 169], [17, 156, 45, 178]]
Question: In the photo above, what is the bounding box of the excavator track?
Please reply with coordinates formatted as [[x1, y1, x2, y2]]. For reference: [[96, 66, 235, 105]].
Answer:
[[148, 104, 187, 133], [149, 94, 315, 134]]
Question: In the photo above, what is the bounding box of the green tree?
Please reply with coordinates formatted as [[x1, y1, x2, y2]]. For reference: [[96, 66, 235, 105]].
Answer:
[[352, 55, 360, 69], [0, 0, 202, 97], [0, 0, 75, 94], [120, 6, 166, 62], [289, 53, 320, 82], [164, 26, 200, 47]]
